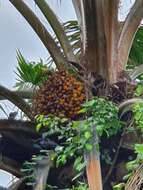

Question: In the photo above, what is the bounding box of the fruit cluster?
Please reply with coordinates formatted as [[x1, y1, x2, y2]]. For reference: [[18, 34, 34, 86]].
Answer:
[[34, 71, 85, 118]]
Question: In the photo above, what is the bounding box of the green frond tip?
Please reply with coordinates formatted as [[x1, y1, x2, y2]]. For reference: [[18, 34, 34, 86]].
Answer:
[[15, 50, 51, 89]]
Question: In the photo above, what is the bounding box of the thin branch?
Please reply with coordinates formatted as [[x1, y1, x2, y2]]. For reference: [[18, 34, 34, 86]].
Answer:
[[9, 0, 68, 70], [35, 0, 76, 63], [0, 85, 33, 120], [118, 0, 143, 70]]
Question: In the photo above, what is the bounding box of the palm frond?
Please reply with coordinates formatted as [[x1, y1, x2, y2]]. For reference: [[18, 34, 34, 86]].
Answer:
[[9, 0, 67, 70], [15, 51, 50, 89], [35, 0, 76, 62], [47, 20, 81, 65], [45, 19, 143, 70], [64, 22, 143, 67], [64, 20, 81, 56]]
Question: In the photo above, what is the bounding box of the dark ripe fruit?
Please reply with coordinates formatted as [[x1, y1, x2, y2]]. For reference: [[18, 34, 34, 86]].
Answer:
[[33, 71, 85, 118]]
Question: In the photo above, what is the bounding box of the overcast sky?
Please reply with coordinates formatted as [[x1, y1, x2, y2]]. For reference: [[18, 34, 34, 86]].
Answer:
[[0, 0, 76, 88], [0, 0, 135, 187]]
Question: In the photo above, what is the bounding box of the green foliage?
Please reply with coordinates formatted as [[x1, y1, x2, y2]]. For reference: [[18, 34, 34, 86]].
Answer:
[[45, 182, 88, 190], [113, 101, 143, 189], [67, 183, 88, 190], [138, 74, 143, 81], [134, 83, 143, 96], [113, 143, 143, 189], [80, 98, 122, 137], [22, 150, 51, 187], [35, 114, 90, 176], [21, 160, 36, 186], [15, 51, 49, 89], [135, 143, 143, 154], [132, 103, 143, 132], [128, 26, 143, 68], [23, 97, 121, 189], [113, 183, 125, 190], [122, 143, 143, 181], [35, 97, 121, 180], [116, 103, 143, 185]]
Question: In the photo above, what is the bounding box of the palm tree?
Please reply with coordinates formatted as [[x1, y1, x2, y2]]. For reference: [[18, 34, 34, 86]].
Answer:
[[1, 0, 143, 189]]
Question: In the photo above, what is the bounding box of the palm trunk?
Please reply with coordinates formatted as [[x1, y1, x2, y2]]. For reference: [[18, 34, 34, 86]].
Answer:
[[78, 1, 119, 189], [75, 0, 119, 84], [85, 132, 103, 190], [86, 153, 102, 190]]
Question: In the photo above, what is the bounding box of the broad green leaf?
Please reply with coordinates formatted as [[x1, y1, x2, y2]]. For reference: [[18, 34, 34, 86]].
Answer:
[[113, 183, 125, 190], [85, 144, 93, 151], [135, 144, 143, 154], [84, 131, 92, 139], [36, 123, 43, 132]]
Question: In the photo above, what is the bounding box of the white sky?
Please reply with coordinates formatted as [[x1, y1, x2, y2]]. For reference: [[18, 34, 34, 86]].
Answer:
[[0, 0, 137, 187], [0, 0, 76, 88]]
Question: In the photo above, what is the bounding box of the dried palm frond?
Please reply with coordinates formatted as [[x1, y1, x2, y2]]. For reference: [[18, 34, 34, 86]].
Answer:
[[125, 164, 143, 190]]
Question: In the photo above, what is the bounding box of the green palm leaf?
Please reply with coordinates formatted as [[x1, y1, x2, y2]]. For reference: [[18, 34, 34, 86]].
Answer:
[[15, 51, 49, 89]]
